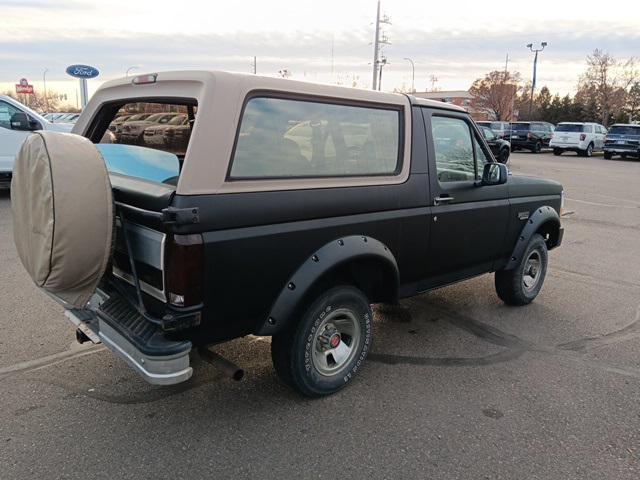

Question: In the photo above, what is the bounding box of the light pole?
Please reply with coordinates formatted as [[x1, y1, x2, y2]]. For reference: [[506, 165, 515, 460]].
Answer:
[[526, 42, 547, 118], [125, 65, 139, 77], [403, 57, 415, 93], [43, 68, 49, 112]]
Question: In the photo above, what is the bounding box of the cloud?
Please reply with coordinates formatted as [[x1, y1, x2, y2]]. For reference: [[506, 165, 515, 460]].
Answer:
[[1, 14, 638, 95]]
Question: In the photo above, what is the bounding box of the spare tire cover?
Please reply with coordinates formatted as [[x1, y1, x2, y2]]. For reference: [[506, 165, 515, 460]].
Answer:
[[11, 131, 113, 308]]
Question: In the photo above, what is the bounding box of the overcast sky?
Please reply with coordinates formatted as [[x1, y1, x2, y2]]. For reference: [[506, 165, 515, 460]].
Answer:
[[2, 0, 639, 106]]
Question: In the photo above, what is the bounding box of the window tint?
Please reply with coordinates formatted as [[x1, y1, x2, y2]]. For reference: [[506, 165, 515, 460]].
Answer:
[[556, 124, 584, 132], [431, 116, 476, 183], [0, 100, 21, 129], [609, 126, 640, 135], [230, 97, 401, 178], [482, 127, 495, 140], [511, 123, 530, 131]]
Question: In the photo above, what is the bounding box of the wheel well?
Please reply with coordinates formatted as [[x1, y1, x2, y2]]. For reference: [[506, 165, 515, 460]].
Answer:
[[301, 257, 398, 311], [536, 220, 561, 249]]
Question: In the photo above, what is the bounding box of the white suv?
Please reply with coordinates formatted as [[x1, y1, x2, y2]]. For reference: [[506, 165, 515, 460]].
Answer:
[[0, 95, 72, 187], [550, 122, 607, 157]]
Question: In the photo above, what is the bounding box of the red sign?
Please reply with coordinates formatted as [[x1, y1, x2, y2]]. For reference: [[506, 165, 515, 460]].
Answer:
[[15, 78, 34, 95]]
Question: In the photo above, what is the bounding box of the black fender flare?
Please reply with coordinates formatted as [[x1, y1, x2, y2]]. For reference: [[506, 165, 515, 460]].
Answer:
[[256, 235, 399, 336], [506, 205, 560, 270]]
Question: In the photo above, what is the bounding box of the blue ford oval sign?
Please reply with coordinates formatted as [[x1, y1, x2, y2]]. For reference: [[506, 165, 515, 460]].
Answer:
[[66, 64, 100, 79]]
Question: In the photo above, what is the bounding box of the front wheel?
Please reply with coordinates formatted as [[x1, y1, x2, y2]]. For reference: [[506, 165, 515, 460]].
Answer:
[[495, 234, 548, 306], [532, 141, 542, 153], [271, 285, 372, 397], [498, 147, 510, 164], [581, 143, 594, 157], [553, 148, 562, 156]]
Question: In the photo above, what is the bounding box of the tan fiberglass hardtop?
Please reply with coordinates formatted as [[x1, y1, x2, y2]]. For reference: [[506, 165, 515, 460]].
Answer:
[[73, 70, 463, 195]]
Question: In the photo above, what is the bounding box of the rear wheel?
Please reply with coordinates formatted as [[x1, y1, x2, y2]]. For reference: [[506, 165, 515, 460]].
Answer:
[[271, 285, 372, 397], [553, 148, 562, 156], [604, 152, 613, 160], [495, 234, 548, 306]]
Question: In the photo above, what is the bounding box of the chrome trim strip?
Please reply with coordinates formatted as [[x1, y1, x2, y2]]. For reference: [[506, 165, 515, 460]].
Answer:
[[112, 266, 166, 302]]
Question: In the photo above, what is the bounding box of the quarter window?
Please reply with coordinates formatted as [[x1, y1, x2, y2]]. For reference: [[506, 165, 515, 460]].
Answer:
[[230, 97, 401, 178]]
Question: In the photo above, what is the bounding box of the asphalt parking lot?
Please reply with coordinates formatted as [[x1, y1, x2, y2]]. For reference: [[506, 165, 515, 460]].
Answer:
[[1, 150, 639, 479]]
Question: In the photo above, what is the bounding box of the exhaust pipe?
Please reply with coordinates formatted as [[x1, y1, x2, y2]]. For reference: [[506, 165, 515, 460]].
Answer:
[[198, 347, 244, 381]]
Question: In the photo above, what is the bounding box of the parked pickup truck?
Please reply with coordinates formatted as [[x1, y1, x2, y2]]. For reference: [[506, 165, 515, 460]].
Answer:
[[0, 94, 72, 187], [11, 71, 564, 397]]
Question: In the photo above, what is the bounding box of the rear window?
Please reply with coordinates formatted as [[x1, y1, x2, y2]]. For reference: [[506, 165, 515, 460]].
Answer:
[[609, 126, 640, 135], [556, 124, 585, 132], [511, 123, 530, 131], [98, 101, 196, 185], [490, 122, 504, 130], [229, 96, 401, 179]]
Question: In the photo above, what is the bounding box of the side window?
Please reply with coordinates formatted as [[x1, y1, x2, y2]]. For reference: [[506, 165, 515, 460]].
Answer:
[[431, 116, 476, 183], [230, 97, 401, 178], [0, 101, 21, 129]]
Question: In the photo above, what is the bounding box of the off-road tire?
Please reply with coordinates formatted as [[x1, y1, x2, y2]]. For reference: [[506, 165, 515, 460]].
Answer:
[[271, 286, 372, 397], [553, 148, 562, 156], [495, 234, 548, 306]]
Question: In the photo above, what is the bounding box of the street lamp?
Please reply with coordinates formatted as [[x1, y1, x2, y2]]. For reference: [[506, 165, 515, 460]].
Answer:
[[43, 68, 49, 113], [403, 57, 415, 93], [526, 42, 547, 118], [125, 65, 140, 77]]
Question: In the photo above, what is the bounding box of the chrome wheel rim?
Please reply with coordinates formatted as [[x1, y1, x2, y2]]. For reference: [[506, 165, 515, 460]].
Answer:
[[311, 308, 361, 377], [522, 250, 542, 292]]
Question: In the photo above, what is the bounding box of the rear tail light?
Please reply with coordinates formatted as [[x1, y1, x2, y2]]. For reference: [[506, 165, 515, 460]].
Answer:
[[527, 132, 533, 139], [165, 233, 203, 308], [580, 134, 586, 141], [604, 135, 609, 142]]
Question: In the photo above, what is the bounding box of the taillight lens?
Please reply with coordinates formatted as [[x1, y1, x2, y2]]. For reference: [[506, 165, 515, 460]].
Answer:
[[604, 135, 609, 142], [527, 132, 533, 139], [165, 233, 203, 307], [580, 133, 586, 141]]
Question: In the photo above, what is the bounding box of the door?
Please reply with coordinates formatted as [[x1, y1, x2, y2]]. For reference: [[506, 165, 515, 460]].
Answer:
[[0, 100, 33, 173], [421, 110, 510, 288], [595, 125, 606, 150]]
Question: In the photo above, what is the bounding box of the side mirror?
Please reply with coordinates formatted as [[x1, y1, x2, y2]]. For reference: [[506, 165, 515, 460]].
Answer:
[[481, 163, 508, 186], [10, 112, 37, 131]]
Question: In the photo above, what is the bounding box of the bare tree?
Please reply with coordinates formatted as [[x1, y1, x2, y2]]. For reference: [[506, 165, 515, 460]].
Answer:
[[469, 70, 521, 121], [2, 89, 77, 113], [576, 49, 628, 125]]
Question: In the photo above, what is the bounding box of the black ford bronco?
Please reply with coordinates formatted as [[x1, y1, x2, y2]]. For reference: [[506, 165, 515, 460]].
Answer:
[[11, 71, 563, 397]]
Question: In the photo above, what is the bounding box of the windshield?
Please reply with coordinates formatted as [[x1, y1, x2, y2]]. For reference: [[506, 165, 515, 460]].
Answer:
[[609, 126, 640, 135], [96, 144, 179, 185], [556, 124, 585, 132], [168, 115, 187, 125], [511, 123, 530, 131]]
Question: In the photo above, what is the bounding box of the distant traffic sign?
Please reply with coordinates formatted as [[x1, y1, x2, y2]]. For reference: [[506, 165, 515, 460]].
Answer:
[[15, 78, 34, 94], [65, 64, 100, 79]]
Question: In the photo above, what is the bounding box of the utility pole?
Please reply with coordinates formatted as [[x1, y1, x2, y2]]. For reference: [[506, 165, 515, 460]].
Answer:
[[371, 1, 390, 90], [403, 57, 415, 93], [504, 53, 510, 78], [330, 34, 334, 79], [251, 56, 257, 74], [526, 42, 547, 118], [43, 68, 49, 112]]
